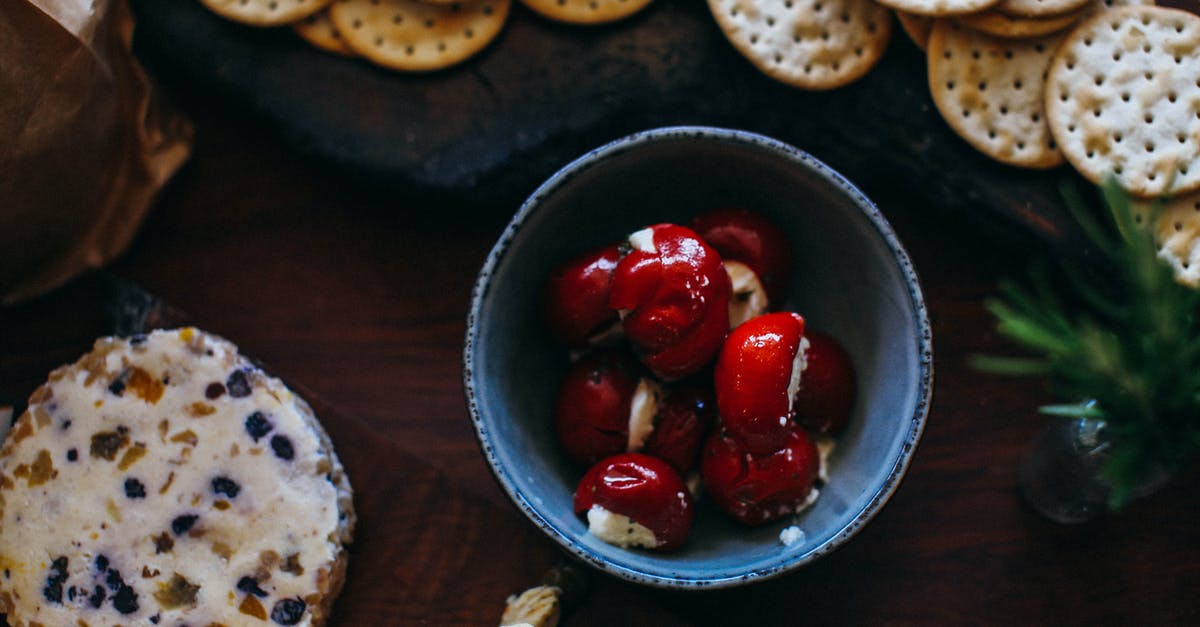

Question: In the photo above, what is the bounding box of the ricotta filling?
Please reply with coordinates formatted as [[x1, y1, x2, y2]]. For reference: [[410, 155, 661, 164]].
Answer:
[[814, 433, 836, 483], [626, 378, 662, 452], [779, 525, 806, 547], [586, 505, 658, 549], [786, 336, 811, 414], [725, 260, 769, 329], [627, 228, 657, 254]]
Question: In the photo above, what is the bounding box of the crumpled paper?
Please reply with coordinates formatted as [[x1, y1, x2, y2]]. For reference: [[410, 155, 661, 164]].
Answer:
[[0, 0, 192, 305]]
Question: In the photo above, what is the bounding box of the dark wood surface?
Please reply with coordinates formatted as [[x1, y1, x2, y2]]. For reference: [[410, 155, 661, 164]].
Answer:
[[3, 78, 1199, 626]]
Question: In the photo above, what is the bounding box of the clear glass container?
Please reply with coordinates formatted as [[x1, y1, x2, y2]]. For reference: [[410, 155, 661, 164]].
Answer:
[[1018, 416, 1173, 524]]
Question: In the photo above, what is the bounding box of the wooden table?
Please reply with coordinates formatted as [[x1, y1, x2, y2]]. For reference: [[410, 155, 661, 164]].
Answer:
[[2, 83, 1197, 625]]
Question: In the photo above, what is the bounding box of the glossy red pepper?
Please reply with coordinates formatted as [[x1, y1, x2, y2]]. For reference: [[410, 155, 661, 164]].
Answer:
[[554, 351, 640, 466], [701, 427, 820, 526], [792, 330, 857, 435], [690, 207, 792, 302], [608, 224, 731, 380], [713, 311, 806, 457], [542, 244, 622, 348], [642, 386, 716, 475], [573, 453, 694, 551]]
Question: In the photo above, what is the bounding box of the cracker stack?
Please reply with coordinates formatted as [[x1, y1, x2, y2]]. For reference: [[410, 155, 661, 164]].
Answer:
[[199, 0, 514, 73], [199, 0, 661, 72]]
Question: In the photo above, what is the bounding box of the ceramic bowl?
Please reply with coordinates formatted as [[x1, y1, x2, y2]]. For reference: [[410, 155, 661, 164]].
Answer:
[[464, 126, 932, 589]]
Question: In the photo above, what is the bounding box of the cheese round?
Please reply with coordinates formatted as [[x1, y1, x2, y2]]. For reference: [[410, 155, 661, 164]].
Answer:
[[0, 328, 354, 626]]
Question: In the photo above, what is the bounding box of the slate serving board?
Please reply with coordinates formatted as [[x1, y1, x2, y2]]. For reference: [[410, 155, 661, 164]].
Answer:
[[129, 0, 1104, 252]]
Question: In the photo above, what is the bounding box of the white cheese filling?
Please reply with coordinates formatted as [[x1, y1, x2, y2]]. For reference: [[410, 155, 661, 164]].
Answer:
[[627, 228, 657, 254], [586, 505, 658, 549], [779, 525, 806, 547], [725, 260, 769, 329], [626, 378, 662, 452], [786, 336, 811, 414], [814, 433, 836, 483]]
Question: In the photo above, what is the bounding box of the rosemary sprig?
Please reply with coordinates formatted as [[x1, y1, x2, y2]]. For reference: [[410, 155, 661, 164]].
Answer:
[[973, 181, 1200, 508]]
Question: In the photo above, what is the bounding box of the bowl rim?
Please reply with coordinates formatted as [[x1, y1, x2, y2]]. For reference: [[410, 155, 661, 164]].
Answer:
[[463, 125, 934, 590]]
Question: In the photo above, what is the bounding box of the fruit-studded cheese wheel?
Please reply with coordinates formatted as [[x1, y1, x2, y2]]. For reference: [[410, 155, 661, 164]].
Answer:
[[0, 328, 354, 626]]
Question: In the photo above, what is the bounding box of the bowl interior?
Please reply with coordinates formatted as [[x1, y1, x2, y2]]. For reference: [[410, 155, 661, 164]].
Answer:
[[468, 128, 930, 588]]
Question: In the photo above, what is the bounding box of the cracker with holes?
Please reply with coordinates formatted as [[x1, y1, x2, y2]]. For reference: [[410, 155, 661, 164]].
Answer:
[[956, 9, 1081, 39], [294, 9, 357, 56], [708, 0, 892, 90], [199, 0, 333, 27], [519, 0, 656, 25], [330, 0, 511, 72], [1045, 6, 1200, 198], [1141, 191, 1200, 287], [927, 21, 1064, 168], [871, 0, 1001, 18]]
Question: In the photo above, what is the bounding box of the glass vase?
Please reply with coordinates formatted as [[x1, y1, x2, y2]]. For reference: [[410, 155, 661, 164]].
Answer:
[[1018, 416, 1173, 524]]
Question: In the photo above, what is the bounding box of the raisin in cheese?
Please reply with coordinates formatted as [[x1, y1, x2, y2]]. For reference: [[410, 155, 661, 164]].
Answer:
[[0, 328, 354, 626]]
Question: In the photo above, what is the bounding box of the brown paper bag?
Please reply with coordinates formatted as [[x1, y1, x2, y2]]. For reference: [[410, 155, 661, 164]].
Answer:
[[0, 0, 192, 305]]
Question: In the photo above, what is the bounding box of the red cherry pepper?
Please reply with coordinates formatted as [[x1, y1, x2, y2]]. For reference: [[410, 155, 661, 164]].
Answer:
[[713, 311, 806, 457], [690, 207, 792, 302], [554, 351, 641, 466], [542, 244, 622, 347], [793, 330, 857, 435], [608, 224, 731, 380], [573, 453, 694, 551], [701, 428, 820, 526], [642, 386, 716, 475]]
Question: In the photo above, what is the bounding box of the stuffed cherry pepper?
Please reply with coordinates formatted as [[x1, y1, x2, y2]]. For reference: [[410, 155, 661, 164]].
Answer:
[[713, 311, 809, 457], [701, 427, 821, 526], [691, 208, 792, 327], [554, 351, 661, 467], [543, 244, 622, 348], [574, 453, 694, 551], [641, 386, 716, 475], [792, 330, 858, 435], [608, 224, 731, 380]]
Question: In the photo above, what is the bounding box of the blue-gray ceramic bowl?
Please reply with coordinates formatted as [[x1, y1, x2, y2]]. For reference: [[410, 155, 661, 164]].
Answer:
[[464, 126, 933, 589]]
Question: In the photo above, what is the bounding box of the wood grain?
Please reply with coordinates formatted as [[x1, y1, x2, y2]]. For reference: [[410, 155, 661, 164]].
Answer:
[[2, 77, 1198, 624]]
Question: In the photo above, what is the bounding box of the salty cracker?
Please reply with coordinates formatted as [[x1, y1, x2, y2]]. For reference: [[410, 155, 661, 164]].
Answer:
[[896, 10, 934, 50], [995, 0, 1089, 19], [956, 8, 1081, 38], [708, 0, 893, 90], [199, 0, 333, 27], [927, 20, 1064, 168], [294, 9, 356, 56], [1045, 6, 1200, 198], [1133, 191, 1200, 287], [519, 0, 655, 25], [870, 0, 1001, 18], [330, 0, 511, 72]]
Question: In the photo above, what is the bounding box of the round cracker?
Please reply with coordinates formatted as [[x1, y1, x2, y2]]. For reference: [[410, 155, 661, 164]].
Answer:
[[927, 20, 1065, 168], [708, 0, 893, 90], [995, 0, 1089, 19], [956, 8, 1081, 38], [519, 0, 655, 25], [1045, 6, 1200, 198], [199, 0, 334, 27], [330, 0, 511, 72], [1132, 191, 1200, 287], [896, 10, 934, 50], [294, 9, 357, 56], [870, 0, 1002, 18]]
